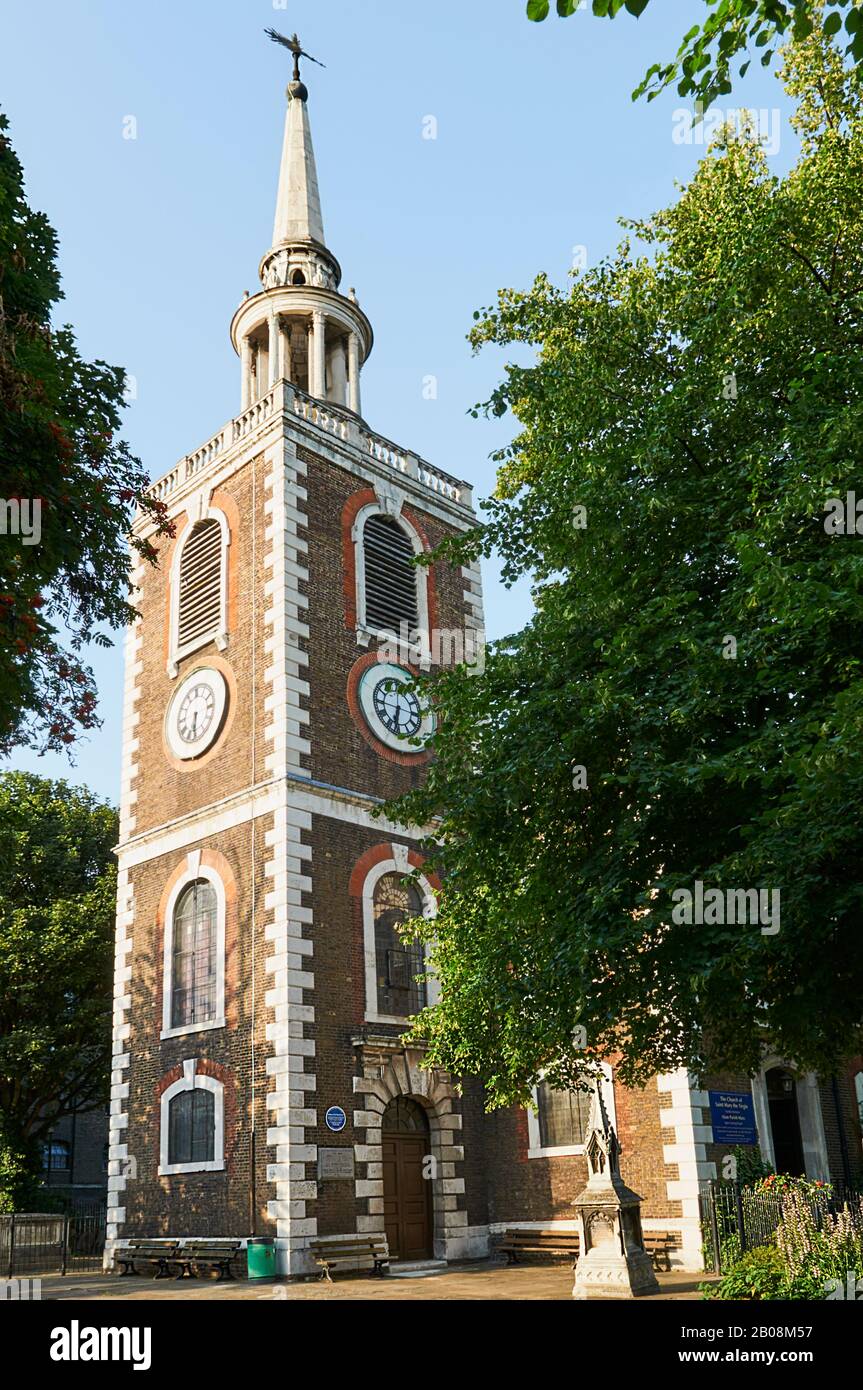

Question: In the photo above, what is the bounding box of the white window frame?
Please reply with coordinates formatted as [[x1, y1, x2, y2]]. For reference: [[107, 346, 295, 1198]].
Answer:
[[168, 504, 230, 677], [527, 1061, 616, 1159], [159, 1059, 224, 1176], [352, 502, 430, 663], [362, 849, 439, 1026], [161, 855, 226, 1041]]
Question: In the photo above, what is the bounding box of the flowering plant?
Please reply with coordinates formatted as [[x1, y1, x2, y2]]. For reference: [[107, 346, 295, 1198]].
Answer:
[[752, 1173, 832, 1200], [776, 1190, 863, 1291]]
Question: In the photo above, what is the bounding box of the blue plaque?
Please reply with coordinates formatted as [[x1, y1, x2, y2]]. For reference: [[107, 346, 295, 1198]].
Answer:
[[708, 1091, 757, 1146], [325, 1105, 347, 1133]]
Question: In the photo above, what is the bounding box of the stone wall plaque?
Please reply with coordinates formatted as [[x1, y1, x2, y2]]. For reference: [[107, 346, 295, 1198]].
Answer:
[[318, 1147, 355, 1182]]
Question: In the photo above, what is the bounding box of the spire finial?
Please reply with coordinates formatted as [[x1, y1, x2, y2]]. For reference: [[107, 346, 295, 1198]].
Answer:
[[265, 28, 326, 94]]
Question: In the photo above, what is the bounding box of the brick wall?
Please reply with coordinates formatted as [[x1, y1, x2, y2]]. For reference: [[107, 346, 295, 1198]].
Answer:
[[129, 457, 271, 837], [121, 821, 273, 1239]]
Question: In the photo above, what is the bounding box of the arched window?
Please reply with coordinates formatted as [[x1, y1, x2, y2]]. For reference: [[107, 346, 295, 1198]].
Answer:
[[362, 515, 418, 635], [536, 1082, 592, 1149], [382, 1096, 429, 1134], [291, 269, 306, 285], [158, 1063, 224, 1175], [527, 1064, 616, 1158], [170, 880, 218, 1030], [177, 518, 223, 652], [373, 872, 426, 1019], [168, 1087, 215, 1167]]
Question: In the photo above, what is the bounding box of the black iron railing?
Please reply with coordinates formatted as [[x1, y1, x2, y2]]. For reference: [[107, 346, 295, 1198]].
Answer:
[[0, 1205, 106, 1277], [699, 1180, 862, 1274]]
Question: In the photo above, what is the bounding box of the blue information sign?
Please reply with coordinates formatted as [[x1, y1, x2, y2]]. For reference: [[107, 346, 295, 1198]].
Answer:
[[708, 1091, 757, 1146], [325, 1105, 347, 1133]]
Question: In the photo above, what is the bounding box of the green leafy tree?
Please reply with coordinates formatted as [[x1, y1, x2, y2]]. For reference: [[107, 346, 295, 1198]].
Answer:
[[527, 0, 863, 109], [0, 110, 170, 756], [0, 773, 116, 1209], [385, 31, 863, 1108]]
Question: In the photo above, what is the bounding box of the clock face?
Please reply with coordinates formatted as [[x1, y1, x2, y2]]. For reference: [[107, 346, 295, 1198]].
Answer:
[[177, 681, 217, 743], [359, 662, 433, 752], [372, 677, 422, 738], [166, 667, 227, 760]]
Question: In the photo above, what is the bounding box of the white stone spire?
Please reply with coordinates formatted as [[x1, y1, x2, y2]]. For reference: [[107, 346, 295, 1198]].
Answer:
[[272, 81, 325, 248], [231, 60, 373, 415]]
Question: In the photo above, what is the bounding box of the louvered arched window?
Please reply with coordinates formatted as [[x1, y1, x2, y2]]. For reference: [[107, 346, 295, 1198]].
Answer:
[[176, 518, 224, 654], [362, 515, 418, 635]]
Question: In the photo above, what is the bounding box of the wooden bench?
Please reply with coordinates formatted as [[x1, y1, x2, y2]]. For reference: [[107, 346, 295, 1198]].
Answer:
[[308, 1237, 390, 1281], [172, 1240, 243, 1281], [497, 1229, 581, 1266], [644, 1232, 680, 1273], [496, 1228, 681, 1272], [115, 1240, 179, 1279]]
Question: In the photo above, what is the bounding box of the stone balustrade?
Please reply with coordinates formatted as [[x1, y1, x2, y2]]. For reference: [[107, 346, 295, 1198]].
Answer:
[[146, 380, 469, 510]]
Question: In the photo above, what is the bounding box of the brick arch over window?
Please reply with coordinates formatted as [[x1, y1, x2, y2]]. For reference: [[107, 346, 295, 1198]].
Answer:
[[341, 488, 438, 640], [155, 1058, 236, 1178], [352, 1047, 470, 1260], [155, 849, 239, 1039], [164, 489, 240, 676], [348, 844, 441, 1026]]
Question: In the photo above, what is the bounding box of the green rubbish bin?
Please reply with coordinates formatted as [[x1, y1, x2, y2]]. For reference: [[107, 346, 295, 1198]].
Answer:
[[246, 1236, 277, 1280]]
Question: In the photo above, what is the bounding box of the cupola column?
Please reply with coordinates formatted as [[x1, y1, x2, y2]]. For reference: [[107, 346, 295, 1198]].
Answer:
[[348, 332, 361, 415], [330, 337, 348, 406], [312, 309, 326, 401], [241, 335, 253, 409], [268, 311, 281, 388], [278, 317, 291, 383]]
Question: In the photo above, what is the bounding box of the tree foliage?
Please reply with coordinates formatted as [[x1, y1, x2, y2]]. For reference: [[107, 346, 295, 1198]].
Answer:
[[0, 110, 170, 755], [527, 0, 863, 109], [385, 32, 863, 1107], [0, 773, 116, 1207]]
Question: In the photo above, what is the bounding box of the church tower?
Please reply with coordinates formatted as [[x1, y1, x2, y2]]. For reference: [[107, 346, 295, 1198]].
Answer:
[[107, 54, 487, 1274]]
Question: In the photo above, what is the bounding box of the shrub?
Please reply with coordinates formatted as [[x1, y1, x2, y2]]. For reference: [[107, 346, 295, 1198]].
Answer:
[[733, 1145, 773, 1187], [702, 1244, 827, 1301]]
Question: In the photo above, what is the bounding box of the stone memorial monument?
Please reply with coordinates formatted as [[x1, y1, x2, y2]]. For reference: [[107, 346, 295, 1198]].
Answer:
[[571, 1080, 660, 1299]]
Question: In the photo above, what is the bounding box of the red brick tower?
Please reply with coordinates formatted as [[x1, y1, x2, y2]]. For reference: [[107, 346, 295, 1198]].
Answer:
[[106, 63, 485, 1274]]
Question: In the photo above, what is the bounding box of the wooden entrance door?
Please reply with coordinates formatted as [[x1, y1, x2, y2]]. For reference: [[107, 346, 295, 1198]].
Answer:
[[382, 1098, 433, 1261]]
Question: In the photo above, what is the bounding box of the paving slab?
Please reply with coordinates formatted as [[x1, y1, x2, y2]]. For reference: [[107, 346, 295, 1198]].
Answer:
[[34, 1262, 712, 1302]]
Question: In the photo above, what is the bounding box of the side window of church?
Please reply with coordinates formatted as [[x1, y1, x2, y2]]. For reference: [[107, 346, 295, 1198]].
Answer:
[[168, 1087, 215, 1166], [177, 518, 223, 650], [374, 873, 425, 1017], [171, 880, 217, 1028], [537, 1081, 592, 1149], [363, 515, 418, 635]]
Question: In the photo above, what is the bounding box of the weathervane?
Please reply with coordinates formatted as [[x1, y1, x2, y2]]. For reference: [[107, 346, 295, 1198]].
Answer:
[[265, 28, 326, 84]]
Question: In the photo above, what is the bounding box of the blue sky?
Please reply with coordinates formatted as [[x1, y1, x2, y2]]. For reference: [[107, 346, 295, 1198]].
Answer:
[[1, 0, 801, 803]]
